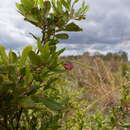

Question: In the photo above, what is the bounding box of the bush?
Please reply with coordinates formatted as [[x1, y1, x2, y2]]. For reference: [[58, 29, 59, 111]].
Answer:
[[0, 0, 88, 129]]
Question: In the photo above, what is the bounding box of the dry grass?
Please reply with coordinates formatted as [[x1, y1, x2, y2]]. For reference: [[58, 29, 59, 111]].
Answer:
[[63, 55, 129, 113]]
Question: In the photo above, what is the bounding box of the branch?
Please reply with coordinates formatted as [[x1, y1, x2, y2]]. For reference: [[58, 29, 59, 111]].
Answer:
[[16, 108, 23, 130], [37, 25, 47, 54]]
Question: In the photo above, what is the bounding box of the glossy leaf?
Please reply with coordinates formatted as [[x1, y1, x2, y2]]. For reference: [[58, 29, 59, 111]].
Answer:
[[0, 45, 8, 64], [21, 0, 34, 9], [61, 0, 70, 9], [16, 3, 26, 15], [9, 50, 17, 63], [55, 33, 69, 39], [25, 65, 33, 84], [28, 51, 42, 65], [43, 1, 51, 17], [56, 48, 66, 56], [21, 45, 32, 64], [65, 22, 83, 32], [41, 43, 50, 62]]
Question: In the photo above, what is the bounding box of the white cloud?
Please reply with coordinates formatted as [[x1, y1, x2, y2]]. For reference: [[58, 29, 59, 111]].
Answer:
[[0, 0, 36, 49]]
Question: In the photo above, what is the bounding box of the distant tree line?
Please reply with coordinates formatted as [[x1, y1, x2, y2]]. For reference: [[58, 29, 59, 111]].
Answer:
[[63, 51, 128, 62], [92, 51, 128, 61]]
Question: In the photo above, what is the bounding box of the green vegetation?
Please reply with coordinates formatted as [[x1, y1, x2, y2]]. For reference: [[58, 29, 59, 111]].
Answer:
[[62, 55, 130, 129], [0, 0, 130, 129]]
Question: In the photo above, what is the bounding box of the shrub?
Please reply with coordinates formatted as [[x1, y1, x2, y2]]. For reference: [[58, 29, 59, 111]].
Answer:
[[0, 0, 88, 129]]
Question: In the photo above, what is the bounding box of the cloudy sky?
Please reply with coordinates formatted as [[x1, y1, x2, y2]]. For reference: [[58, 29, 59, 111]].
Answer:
[[0, 0, 130, 58]]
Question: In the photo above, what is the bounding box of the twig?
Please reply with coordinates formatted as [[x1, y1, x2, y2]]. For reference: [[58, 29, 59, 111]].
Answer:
[[16, 108, 23, 130]]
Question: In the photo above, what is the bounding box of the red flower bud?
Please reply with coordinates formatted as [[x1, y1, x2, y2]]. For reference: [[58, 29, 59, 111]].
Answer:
[[64, 64, 73, 71]]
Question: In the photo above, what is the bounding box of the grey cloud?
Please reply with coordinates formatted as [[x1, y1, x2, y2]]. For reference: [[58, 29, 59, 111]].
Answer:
[[64, 0, 130, 46], [0, 0, 38, 49]]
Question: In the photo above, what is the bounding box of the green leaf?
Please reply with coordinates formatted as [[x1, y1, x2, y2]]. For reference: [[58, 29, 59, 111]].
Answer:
[[9, 50, 17, 63], [61, 0, 70, 9], [50, 39, 59, 45], [48, 56, 58, 68], [37, 38, 44, 53], [74, 0, 79, 4], [120, 123, 130, 128], [56, 0, 64, 14], [21, 45, 32, 64], [65, 22, 82, 32], [50, 68, 66, 73], [52, 0, 59, 13], [83, 5, 89, 13], [55, 33, 69, 39], [41, 43, 50, 62], [39, 0, 44, 9], [67, 0, 71, 6], [28, 51, 42, 65], [16, 3, 26, 14], [56, 48, 65, 56], [43, 1, 51, 17], [0, 45, 8, 64], [21, 0, 34, 9], [29, 33, 44, 53], [125, 96, 130, 102], [25, 65, 33, 84], [32, 96, 63, 111], [75, 4, 89, 18], [25, 14, 39, 23]]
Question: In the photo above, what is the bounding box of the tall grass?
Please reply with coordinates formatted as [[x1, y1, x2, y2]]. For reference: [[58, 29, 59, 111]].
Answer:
[[63, 56, 128, 112], [58, 55, 130, 129]]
